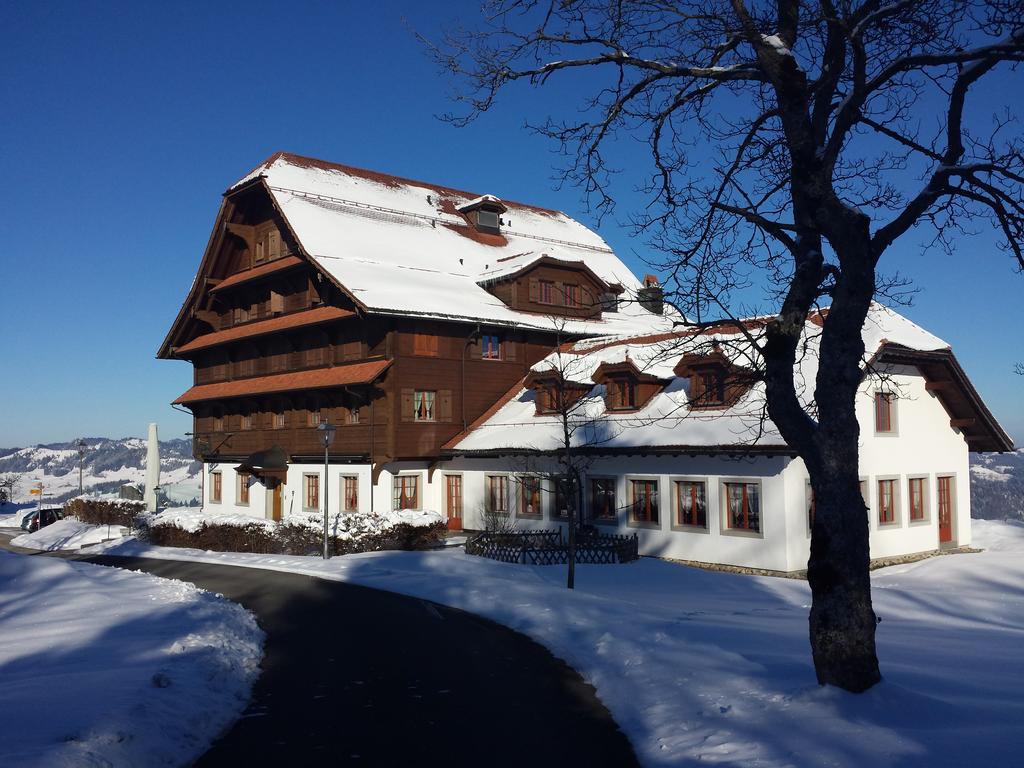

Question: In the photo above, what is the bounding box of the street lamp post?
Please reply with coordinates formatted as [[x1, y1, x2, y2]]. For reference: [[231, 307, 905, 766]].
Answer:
[[316, 421, 337, 560], [76, 439, 87, 496]]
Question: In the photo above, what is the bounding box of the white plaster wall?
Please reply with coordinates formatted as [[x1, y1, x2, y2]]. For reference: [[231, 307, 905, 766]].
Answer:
[[442, 454, 795, 571], [782, 364, 971, 570]]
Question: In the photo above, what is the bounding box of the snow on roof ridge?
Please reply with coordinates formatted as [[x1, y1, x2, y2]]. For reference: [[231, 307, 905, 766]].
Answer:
[[230, 151, 567, 216]]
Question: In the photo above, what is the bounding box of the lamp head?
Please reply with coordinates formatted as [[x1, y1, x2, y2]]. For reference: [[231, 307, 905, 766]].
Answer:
[[316, 421, 337, 447]]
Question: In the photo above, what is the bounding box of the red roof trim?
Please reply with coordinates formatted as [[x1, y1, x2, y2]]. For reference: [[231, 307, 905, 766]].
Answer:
[[173, 360, 391, 405], [173, 306, 356, 355]]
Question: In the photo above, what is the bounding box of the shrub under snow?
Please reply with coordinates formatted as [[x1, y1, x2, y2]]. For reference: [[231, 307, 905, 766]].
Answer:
[[142, 507, 447, 556]]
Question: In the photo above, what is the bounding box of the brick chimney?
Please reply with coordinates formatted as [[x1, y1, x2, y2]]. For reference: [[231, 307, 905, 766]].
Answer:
[[638, 274, 664, 315]]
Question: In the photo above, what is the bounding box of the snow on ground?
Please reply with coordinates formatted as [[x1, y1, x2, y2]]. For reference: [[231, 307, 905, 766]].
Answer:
[[11, 517, 128, 551], [0, 551, 263, 767], [81, 519, 1024, 767]]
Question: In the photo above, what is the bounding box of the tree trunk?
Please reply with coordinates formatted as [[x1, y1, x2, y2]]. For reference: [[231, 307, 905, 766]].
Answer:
[[807, 464, 881, 691]]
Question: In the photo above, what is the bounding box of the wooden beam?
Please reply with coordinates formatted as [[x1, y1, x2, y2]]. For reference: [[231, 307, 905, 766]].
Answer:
[[193, 309, 219, 326], [950, 418, 976, 428], [925, 380, 955, 392], [225, 222, 256, 252]]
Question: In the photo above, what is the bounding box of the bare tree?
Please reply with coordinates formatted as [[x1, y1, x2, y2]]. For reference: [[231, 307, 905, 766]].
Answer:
[[0, 473, 20, 506], [431, 0, 1024, 691]]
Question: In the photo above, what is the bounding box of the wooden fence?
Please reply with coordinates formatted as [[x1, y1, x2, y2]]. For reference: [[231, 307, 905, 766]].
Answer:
[[465, 528, 639, 566]]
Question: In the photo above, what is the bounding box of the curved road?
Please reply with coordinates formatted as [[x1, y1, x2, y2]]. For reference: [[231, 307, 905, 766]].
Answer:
[[59, 553, 639, 767]]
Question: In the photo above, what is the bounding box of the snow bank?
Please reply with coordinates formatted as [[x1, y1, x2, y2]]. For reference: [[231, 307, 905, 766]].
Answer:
[[11, 517, 127, 551], [0, 551, 263, 767], [88, 520, 1024, 767]]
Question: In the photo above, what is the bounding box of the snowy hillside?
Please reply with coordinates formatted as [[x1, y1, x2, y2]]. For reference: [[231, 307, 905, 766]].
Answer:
[[0, 437, 201, 506], [971, 449, 1024, 521]]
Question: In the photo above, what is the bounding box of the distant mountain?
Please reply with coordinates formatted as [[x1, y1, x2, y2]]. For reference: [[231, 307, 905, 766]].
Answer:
[[970, 450, 1024, 521], [0, 437, 201, 506]]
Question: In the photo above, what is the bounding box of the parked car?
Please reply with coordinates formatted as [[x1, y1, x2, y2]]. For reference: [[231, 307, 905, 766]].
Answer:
[[21, 507, 65, 533]]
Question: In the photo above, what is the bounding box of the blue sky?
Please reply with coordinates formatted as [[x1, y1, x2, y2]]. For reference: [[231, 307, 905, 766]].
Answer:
[[1, 1, 1021, 447]]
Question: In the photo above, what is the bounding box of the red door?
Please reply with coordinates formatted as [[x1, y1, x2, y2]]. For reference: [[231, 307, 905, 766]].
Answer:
[[937, 476, 953, 543], [446, 475, 463, 531]]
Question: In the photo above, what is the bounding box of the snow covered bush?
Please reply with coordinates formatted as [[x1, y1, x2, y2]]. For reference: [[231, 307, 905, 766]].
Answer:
[[141, 508, 447, 556], [64, 498, 145, 529]]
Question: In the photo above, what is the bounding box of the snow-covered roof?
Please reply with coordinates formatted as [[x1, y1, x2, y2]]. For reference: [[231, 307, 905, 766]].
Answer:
[[447, 303, 961, 454], [231, 153, 676, 335]]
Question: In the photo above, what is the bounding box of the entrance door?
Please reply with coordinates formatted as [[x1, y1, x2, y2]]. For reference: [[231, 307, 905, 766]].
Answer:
[[445, 475, 463, 531], [937, 476, 953, 543], [266, 481, 283, 522]]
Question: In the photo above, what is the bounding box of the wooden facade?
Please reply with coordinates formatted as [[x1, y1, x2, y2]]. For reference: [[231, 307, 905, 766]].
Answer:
[[160, 180, 596, 471]]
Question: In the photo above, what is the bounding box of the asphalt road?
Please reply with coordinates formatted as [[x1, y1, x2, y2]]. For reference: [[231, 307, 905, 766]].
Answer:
[[2, 534, 638, 767]]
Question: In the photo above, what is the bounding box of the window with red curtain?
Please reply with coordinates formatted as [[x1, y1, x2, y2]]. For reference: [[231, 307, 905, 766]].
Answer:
[[631, 479, 659, 523], [393, 476, 419, 510], [342, 476, 358, 512], [675, 480, 706, 527], [724, 482, 760, 532], [875, 392, 895, 432], [909, 478, 926, 521], [304, 474, 320, 510], [878, 479, 897, 524]]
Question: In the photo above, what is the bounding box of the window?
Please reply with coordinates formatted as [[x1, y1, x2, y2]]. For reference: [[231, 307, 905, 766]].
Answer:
[[304, 474, 320, 510], [698, 371, 725, 406], [413, 333, 439, 357], [241, 413, 253, 430], [520, 476, 542, 516], [347, 405, 361, 424], [393, 475, 419, 510], [486, 475, 508, 513], [630, 479, 659, 524], [210, 471, 222, 504], [342, 476, 358, 512], [213, 414, 224, 432], [476, 209, 500, 230], [878, 479, 898, 525], [273, 410, 286, 429], [414, 390, 436, 421], [590, 478, 617, 521], [564, 284, 581, 307], [237, 472, 251, 505], [481, 334, 502, 360], [875, 392, 895, 433], [909, 477, 927, 521], [724, 482, 760, 532], [674, 480, 707, 528], [538, 280, 555, 305], [308, 407, 322, 427], [607, 378, 637, 410]]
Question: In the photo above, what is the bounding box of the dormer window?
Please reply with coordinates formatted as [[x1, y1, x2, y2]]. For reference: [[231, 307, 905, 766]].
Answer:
[[591, 360, 665, 413], [606, 378, 636, 410], [525, 371, 590, 416], [458, 195, 507, 234], [698, 370, 725, 406]]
